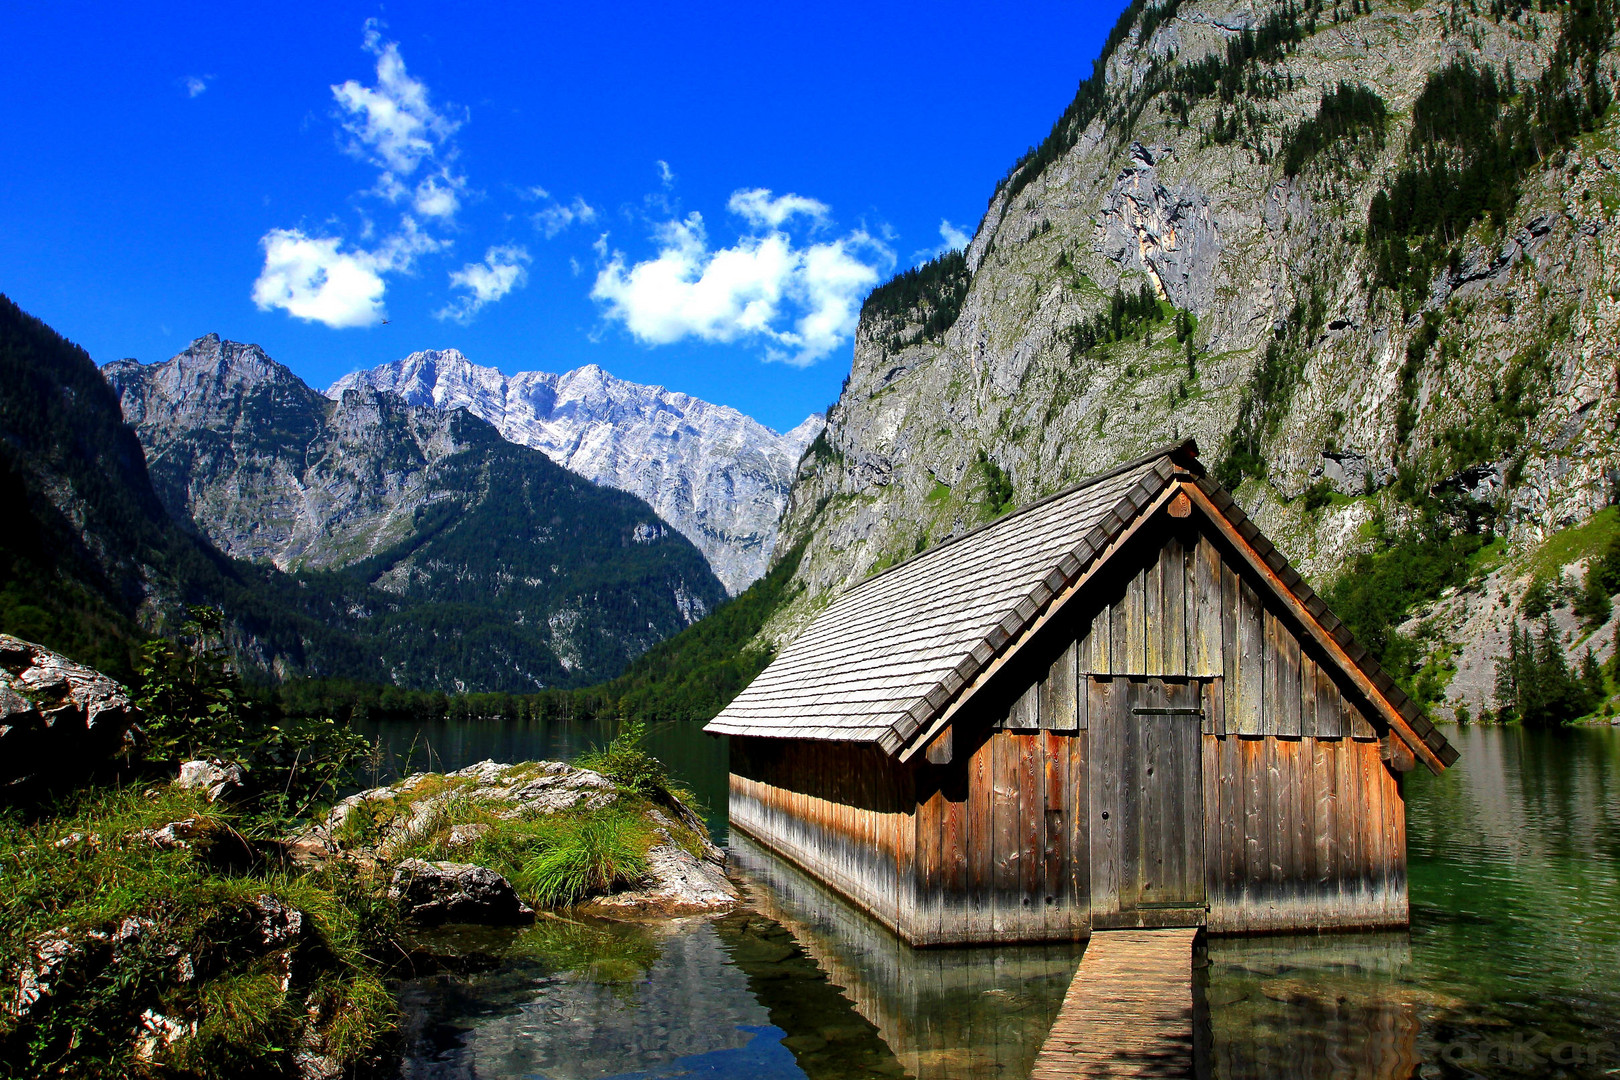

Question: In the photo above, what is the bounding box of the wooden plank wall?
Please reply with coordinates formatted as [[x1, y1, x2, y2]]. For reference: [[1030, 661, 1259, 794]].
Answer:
[[913, 724, 1089, 945], [1202, 733, 1407, 932], [1072, 519, 1377, 742], [729, 737, 918, 938]]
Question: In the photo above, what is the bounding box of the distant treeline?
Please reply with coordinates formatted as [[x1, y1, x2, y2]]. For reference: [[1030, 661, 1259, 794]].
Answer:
[[276, 542, 808, 726]]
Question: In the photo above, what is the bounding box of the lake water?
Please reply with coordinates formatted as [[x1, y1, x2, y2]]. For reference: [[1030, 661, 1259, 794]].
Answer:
[[358, 719, 1620, 1079]]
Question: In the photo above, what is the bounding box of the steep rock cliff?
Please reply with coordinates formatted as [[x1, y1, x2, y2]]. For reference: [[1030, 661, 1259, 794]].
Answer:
[[769, 0, 1620, 713]]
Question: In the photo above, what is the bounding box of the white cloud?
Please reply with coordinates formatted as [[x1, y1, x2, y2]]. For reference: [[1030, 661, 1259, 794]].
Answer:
[[656, 160, 676, 188], [591, 196, 888, 367], [252, 221, 441, 328], [909, 218, 975, 267], [438, 245, 531, 322], [412, 170, 464, 219], [727, 188, 829, 230], [533, 195, 598, 238], [183, 75, 212, 98], [332, 20, 461, 177], [252, 231, 388, 328], [256, 22, 473, 328]]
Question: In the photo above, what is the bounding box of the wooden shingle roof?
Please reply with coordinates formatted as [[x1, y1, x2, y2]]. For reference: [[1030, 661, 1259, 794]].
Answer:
[[706, 439, 1457, 771], [707, 442, 1193, 753]]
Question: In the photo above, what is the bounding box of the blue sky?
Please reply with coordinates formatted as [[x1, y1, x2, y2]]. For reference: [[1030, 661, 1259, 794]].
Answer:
[[1, 1, 1126, 432]]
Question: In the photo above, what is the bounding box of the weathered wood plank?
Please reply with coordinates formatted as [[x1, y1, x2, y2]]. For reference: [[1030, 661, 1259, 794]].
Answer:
[[1029, 928, 1197, 1080], [1019, 732, 1043, 936], [1221, 558, 1240, 725], [1043, 730, 1067, 929], [1125, 570, 1147, 675], [1300, 652, 1319, 738], [1111, 589, 1131, 677], [1164, 534, 1187, 676], [1235, 571, 1265, 735], [1075, 702, 1096, 933], [1316, 659, 1342, 739], [1145, 552, 1165, 675], [1241, 737, 1266, 932], [1090, 679, 1120, 921], [1277, 611, 1303, 739], [1313, 736, 1338, 925], [1202, 730, 1222, 928], [1193, 535, 1223, 677], [1010, 678, 1040, 730], [967, 732, 992, 942], [1041, 640, 1078, 731], [992, 732, 1020, 936], [1089, 596, 1113, 674]]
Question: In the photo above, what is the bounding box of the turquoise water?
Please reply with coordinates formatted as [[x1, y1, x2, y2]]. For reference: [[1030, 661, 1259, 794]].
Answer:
[[365, 720, 1620, 1079]]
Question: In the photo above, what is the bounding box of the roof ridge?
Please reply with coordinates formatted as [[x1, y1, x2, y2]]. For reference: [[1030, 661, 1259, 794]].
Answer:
[[846, 438, 1201, 596]]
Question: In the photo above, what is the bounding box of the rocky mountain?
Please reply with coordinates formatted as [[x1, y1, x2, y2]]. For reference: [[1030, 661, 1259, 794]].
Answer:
[[761, 0, 1619, 717], [328, 350, 822, 595], [102, 334, 727, 691]]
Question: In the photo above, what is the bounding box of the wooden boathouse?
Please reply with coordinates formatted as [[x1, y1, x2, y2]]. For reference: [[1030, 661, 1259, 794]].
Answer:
[[706, 440, 1458, 946]]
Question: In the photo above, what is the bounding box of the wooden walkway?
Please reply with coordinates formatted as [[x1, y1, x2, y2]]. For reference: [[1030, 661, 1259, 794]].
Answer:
[[1030, 928, 1198, 1079]]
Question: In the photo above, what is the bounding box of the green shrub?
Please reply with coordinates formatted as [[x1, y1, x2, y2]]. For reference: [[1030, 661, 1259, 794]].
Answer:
[[576, 721, 670, 800], [1521, 576, 1557, 618], [133, 606, 367, 827], [1322, 515, 1486, 705]]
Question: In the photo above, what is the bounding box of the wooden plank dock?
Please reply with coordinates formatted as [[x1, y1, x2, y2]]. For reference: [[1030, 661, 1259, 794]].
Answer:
[[1030, 927, 1198, 1079]]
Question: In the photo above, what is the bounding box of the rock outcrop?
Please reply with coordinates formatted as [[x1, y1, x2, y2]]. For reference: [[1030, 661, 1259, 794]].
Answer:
[[297, 759, 738, 917], [388, 860, 536, 925], [175, 759, 247, 803], [329, 350, 823, 594], [0, 635, 141, 797]]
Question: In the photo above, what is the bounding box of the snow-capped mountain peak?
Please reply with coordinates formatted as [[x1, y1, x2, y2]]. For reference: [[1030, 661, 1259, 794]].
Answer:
[[329, 350, 822, 593]]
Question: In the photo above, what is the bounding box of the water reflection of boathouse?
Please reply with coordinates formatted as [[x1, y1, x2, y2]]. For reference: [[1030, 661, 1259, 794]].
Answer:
[[707, 440, 1458, 945]]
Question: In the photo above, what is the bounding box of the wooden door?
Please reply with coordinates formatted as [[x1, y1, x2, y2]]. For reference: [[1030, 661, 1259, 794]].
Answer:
[[1089, 677, 1206, 928]]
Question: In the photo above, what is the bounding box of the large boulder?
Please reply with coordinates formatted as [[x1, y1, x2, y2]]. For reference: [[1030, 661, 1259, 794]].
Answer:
[[387, 859, 536, 925], [294, 759, 739, 917], [0, 635, 142, 798]]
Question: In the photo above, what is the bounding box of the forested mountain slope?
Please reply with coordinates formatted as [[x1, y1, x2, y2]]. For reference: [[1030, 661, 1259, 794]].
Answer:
[[766, 0, 1619, 716]]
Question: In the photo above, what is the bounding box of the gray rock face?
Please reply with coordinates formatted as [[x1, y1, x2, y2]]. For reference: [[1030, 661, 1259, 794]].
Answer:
[[329, 350, 822, 594], [298, 759, 739, 915], [0, 635, 141, 797], [764, 0, 1620, 679], [387, 859, 536, 925], [102, 334, 728, 691], [103, 334, 483, 573]]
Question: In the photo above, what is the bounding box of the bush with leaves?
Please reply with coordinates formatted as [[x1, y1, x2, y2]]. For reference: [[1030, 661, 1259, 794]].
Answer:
[[134, 607, 367, 826], [576, 722, 671, 800]]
